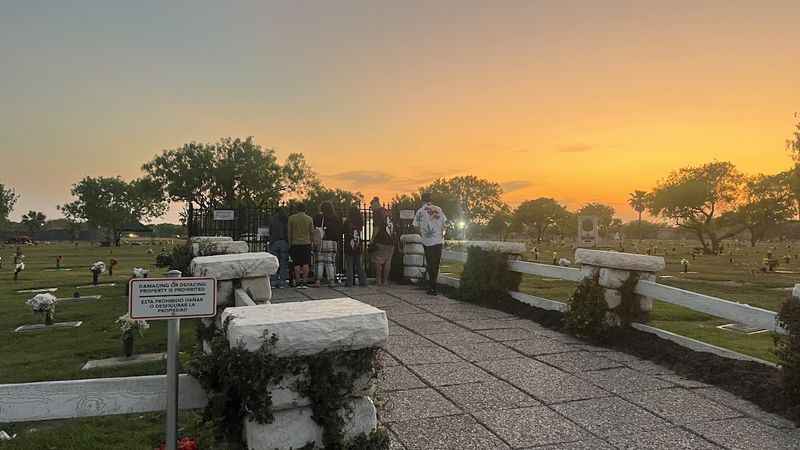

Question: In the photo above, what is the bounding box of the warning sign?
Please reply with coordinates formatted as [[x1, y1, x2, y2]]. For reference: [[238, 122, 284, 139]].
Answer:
[[128, 277, 217, 320]]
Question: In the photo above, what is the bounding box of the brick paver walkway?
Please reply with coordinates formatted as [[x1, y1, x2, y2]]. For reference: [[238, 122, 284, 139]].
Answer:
[[270, 285, 800, 450]]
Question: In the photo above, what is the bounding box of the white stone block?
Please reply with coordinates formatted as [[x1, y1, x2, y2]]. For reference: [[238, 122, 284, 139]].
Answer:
[[190, 236, 233, 244], [242, 277, 271, 303], [221, 298, 388, 356], [268, 371, 373, 412], [640, 296, 655, 312], [190, 252, 279, 280], [793, 284, 800, 301], [404, 243, 424, 255], [575, 249, 665, 272], [193, 240, 249, 257], [580, 265, 599, 280], [400, 234, 422, 244], [218, 281, 234, 306], [403, 254, 425, 267], [598, 268, 633, 289], [404, 266, 426, 279], [244, 396, 377, 450], [604, 289, 622, 309]]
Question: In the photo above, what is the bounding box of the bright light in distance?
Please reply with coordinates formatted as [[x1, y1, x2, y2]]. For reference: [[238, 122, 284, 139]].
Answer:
[[457, 221, 466, 229], [128, 233, 137, 238]]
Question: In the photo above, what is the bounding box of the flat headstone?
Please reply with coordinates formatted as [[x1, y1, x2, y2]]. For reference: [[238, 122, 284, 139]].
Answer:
[[190, 236, 233, 244], [717, 323, 767, 335], [76, 283, 116, 289], [221, 298, 388, 356], [189, 252, 278, 280], [14, 321, 83, 333], [575, 249, 665, 272], [81, 353, 166, 371], [16, 288, 58, 294], [42, 268, 73, 272], [56, 295, 101, 304]]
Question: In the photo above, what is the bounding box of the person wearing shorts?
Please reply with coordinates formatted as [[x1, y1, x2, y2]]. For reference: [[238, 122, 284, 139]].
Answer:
[[288, 203, 314, 288]]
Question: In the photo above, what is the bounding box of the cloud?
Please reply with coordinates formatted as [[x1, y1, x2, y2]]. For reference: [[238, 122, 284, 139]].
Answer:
[[500, 180, 533, 193], [558, 143, 593, 153], [327, 170, 395, 186]]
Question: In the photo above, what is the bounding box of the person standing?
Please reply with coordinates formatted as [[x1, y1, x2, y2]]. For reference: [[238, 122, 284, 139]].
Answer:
[[288, 203, 314, 288], [413, 192, 447, 295], [343, 206, 368, 287], [370, 197, 394, 286], [268, 207, 290, 288], [313, 201, 342, 287]]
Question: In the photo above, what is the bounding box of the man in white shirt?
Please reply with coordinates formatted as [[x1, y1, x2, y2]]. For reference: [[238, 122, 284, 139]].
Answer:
[[413, 192, 447, 295]]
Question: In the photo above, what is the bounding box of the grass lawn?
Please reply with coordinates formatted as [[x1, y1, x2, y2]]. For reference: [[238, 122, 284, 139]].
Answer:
[[0, 240, 203, 449]]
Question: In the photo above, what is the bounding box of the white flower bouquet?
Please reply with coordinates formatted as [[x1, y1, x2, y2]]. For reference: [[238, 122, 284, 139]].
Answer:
[[90, 261, 106, 273], [116, 313, 150, 339], [26, 293, 56, 324], [132, 267, 149, 278], [15, 261, 24, 272]]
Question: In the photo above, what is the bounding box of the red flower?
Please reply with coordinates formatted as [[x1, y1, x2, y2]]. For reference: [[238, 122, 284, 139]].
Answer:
[[155, 437, 198, 450]]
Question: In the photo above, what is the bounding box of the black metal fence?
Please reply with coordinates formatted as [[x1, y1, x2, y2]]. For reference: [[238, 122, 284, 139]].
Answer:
[[191, 206, 389, 278]]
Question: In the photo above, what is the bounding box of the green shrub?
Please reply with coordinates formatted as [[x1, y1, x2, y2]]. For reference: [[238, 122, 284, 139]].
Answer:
[[775, 295, 800, 405], [563, 275, 609, 341], [458, 247, 521, 308]]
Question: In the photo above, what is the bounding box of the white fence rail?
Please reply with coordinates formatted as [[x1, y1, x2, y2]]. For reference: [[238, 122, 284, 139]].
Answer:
[[442, 250, 784, 335], [0, 374, 207, 423]]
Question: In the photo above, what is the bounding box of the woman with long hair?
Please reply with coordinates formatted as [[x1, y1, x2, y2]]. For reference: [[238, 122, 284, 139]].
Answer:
[[343, 206, 368, 287], [313, 201, 342, 287]]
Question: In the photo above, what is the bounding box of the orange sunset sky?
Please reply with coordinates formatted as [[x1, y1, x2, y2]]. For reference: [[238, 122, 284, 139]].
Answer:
[[1, 1, 798, 223]]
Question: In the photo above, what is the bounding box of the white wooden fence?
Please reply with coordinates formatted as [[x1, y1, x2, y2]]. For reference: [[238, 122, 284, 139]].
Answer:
[[440, 247, 787, 364]]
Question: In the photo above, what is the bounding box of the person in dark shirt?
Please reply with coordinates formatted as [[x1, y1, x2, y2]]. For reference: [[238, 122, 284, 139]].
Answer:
[[313, 201, 342, 287], [268, 207, 289, 288], [343, 206, 368, 287], [370, 197, 394, 286]]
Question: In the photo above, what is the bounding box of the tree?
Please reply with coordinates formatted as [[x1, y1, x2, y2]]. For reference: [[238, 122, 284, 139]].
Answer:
[[649, 161, 744, 254], [727, 172, 796, 247], [60, 176, 167, 246], [21, 211, 46, 236], [627, 190, 650, 239], [421, 176, 505, 225], [209, 137, 283, 208], [576, 203, 616, 236], [282, 152, 320, 198], [301, 185, 363, 217], [786, 116, 800, 217], [0, 183, 19, 229], [142, 142, 215, 235], [485, 209, 513, 240], [513, 198, 568, 242]]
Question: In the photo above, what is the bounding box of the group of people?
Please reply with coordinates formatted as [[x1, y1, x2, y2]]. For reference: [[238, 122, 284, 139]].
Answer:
[[266, 192, 447, 295]]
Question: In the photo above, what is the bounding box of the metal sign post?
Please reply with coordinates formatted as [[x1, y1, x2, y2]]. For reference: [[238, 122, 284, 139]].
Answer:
[[165, 270, 181, 450], [128, 272, 217, 450]]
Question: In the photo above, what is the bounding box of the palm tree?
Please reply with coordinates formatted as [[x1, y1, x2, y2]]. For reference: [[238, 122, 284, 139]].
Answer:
[[627, 191, 649, 240]]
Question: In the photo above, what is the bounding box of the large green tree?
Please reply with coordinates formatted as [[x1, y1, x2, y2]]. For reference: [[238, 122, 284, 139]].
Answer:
[[727, 171, 796, 247], [142, 142, 215, 232], [649, 161, 744, 254], [512, 198, 568, 242], [300, 185, 364, 217], [21, 210, 46, 236], [786, 116, 800, 217], [421, 176, 505, 225], [210, 137, 283, 208], [576, 203, 616, 236], [0, 183, 19, 230], [627, 190, 650, 239], [60, 176, 167, 246]]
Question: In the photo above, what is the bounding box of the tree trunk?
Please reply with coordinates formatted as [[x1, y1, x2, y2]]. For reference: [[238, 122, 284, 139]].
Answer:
[[637, 212, 642, 240], [187, 202, 195, 238]]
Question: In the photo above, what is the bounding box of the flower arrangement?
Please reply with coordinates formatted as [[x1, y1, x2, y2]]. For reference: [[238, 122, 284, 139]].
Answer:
[[117, 313, 150, 357], [155, 437, 198, 450], [132, 267, 149, 278], [116, 313, 150, 338], [26, 293, 56, 325], [90, 261, 106, 273]]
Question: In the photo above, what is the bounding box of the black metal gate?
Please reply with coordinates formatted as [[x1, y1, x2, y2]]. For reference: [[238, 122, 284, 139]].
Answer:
[[190, 206, 380, 277]]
